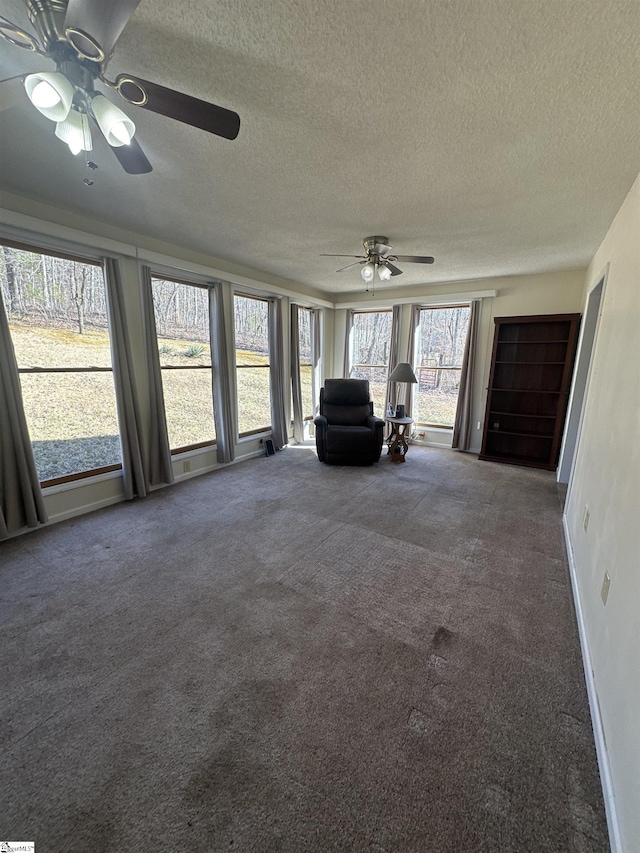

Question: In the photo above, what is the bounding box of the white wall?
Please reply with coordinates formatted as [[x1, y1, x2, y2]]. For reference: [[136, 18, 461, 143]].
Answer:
[[564, 174, 640, 853]]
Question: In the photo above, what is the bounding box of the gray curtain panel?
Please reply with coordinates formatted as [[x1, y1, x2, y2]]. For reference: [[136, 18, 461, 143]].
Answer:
[[453, 299, 481, 451], [404, 305, 421, 418], [104, 257, 147, 500], [0, 288, 47, 538], [310, 308, 321, 416], [140, 265, 174, 485], [209, 284, 235, 464], [385, 305, 402, 422], [268, 298, 289, 450], [290, 304, 305, 443], [343, 309, 354, 377]]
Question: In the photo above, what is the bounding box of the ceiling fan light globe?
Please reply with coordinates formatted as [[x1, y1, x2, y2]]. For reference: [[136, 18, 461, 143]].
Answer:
[[55, 109, 92, 154], [31, 80, 60, 108], [91, 94, 135, 147], [361, 262, 375, 282], [111, 120, 133, 145], [378, 265, 392, 281], [25, 72, 73, 122]]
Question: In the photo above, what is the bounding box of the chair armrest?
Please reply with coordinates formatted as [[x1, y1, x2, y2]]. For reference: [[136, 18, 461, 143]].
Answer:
[[367, 415, 385, 431], [314, 415, 328, 430]]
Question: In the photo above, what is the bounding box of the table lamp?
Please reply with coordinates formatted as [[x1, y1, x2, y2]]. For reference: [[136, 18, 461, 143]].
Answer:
[[388, 362, 417, 417]]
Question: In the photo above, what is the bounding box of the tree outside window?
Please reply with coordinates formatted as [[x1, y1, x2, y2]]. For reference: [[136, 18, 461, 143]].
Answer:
[[0, 242, 121, 484], [350, 309, 392, 415], [298, 306, 313, 420], [151, 277, 216, 452], [414, 305, 471, 427], [234, 294, 271, 435]]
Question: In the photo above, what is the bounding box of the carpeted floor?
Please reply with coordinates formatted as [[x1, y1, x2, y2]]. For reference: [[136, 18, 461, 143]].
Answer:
[[0, 444, 608, 852]]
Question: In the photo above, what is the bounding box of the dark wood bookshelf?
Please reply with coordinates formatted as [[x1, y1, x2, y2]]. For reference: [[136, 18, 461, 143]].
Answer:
[[479, 314, 581, 470]]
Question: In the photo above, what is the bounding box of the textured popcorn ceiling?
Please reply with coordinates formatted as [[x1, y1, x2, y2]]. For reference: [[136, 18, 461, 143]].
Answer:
[[0, 0, 638, 294]]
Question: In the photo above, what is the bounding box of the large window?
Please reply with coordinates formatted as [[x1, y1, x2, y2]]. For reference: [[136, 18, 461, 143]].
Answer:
[[350, 309, 392, 415], [414, 305, 471, 427], [1, 242, 121, 485], [234, 294, 271, 435], [151, 276, 215, 452], [297, 306, 313, 421]]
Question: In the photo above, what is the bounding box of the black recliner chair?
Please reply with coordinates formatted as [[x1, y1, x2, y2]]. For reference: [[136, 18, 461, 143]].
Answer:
[[314, 379, 385, 465]]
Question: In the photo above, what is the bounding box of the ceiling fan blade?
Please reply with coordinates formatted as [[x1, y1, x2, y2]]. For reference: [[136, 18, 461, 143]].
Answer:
[[320, 254, 366, 259], [385, 262, 403, 276], [116, 75, 240, 140], [336, 261, 365, 273], [373, 242, 392, 256], [64, 0, 142, 62], [0, 16, 41, 51], [393, 255, 435, 264], [111, 137, 152, 174]]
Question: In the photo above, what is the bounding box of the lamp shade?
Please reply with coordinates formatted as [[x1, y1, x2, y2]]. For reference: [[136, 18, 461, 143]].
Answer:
[[378, 264, 392, 281], [388, 362, 418, 383], [24, 71, 74, 122], [91, 94, 135, 146]]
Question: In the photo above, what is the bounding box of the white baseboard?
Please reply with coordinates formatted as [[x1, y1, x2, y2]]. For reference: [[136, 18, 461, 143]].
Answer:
[[562, 514, 622, 853]]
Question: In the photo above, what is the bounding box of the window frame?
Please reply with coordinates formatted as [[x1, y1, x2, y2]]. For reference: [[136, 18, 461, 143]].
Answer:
[[233, 291, 272, 438], [414, 303, 471, 430], [296, 305, 314, 423], [151, 273, 217, 455], [2, 239, 123, 487], [349, 308, 393, 377]]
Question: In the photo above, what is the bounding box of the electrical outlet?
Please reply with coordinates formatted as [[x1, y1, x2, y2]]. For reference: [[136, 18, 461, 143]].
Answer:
[[583, 506, 590, 532], [183, 460, 191, 473], [600, 571, 611, 605]]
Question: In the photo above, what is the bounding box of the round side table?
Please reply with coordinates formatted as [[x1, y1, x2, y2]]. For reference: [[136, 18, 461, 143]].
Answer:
[[385, 416, 414, 463]]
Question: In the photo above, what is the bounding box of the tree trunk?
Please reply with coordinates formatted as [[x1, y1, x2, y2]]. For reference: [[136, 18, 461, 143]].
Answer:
[[73, 265, 87, 334], [2, 246, 19, 313]]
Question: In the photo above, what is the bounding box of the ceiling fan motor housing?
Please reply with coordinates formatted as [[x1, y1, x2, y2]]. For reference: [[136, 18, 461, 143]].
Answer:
[[25, 0, 68, 52]]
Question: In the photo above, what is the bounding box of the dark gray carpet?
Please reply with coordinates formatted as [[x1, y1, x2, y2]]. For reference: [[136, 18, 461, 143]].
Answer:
[[0, 445, 609, 852]]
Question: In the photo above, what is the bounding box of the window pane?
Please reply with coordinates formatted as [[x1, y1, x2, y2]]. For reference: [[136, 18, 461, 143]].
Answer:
[[161, 368, 215, 449], [1, 244, 122, 483], [300, 365, 313, 419], [151, 278, 214, 452], [20, 372, 121, 481], [298, 307, 312, 362], [415, 306, 470, 427], [417, 306, 470, 368], [152, 279, 211, 366], [2, 248, 110, 369], [235, 295, 271, 433], [237, 367, 271, 434], [352, 311, 392, 367], [414, 368, 462, 427], [234, 295, 269, 365]]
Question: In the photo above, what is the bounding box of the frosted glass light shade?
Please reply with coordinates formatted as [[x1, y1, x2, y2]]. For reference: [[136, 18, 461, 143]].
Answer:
[[361, 262, 375, 282], [55, 109, 92, 155], [378, 264, 392, 281], [91, 94, 135, 146], [25, 72, 73, 121]]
